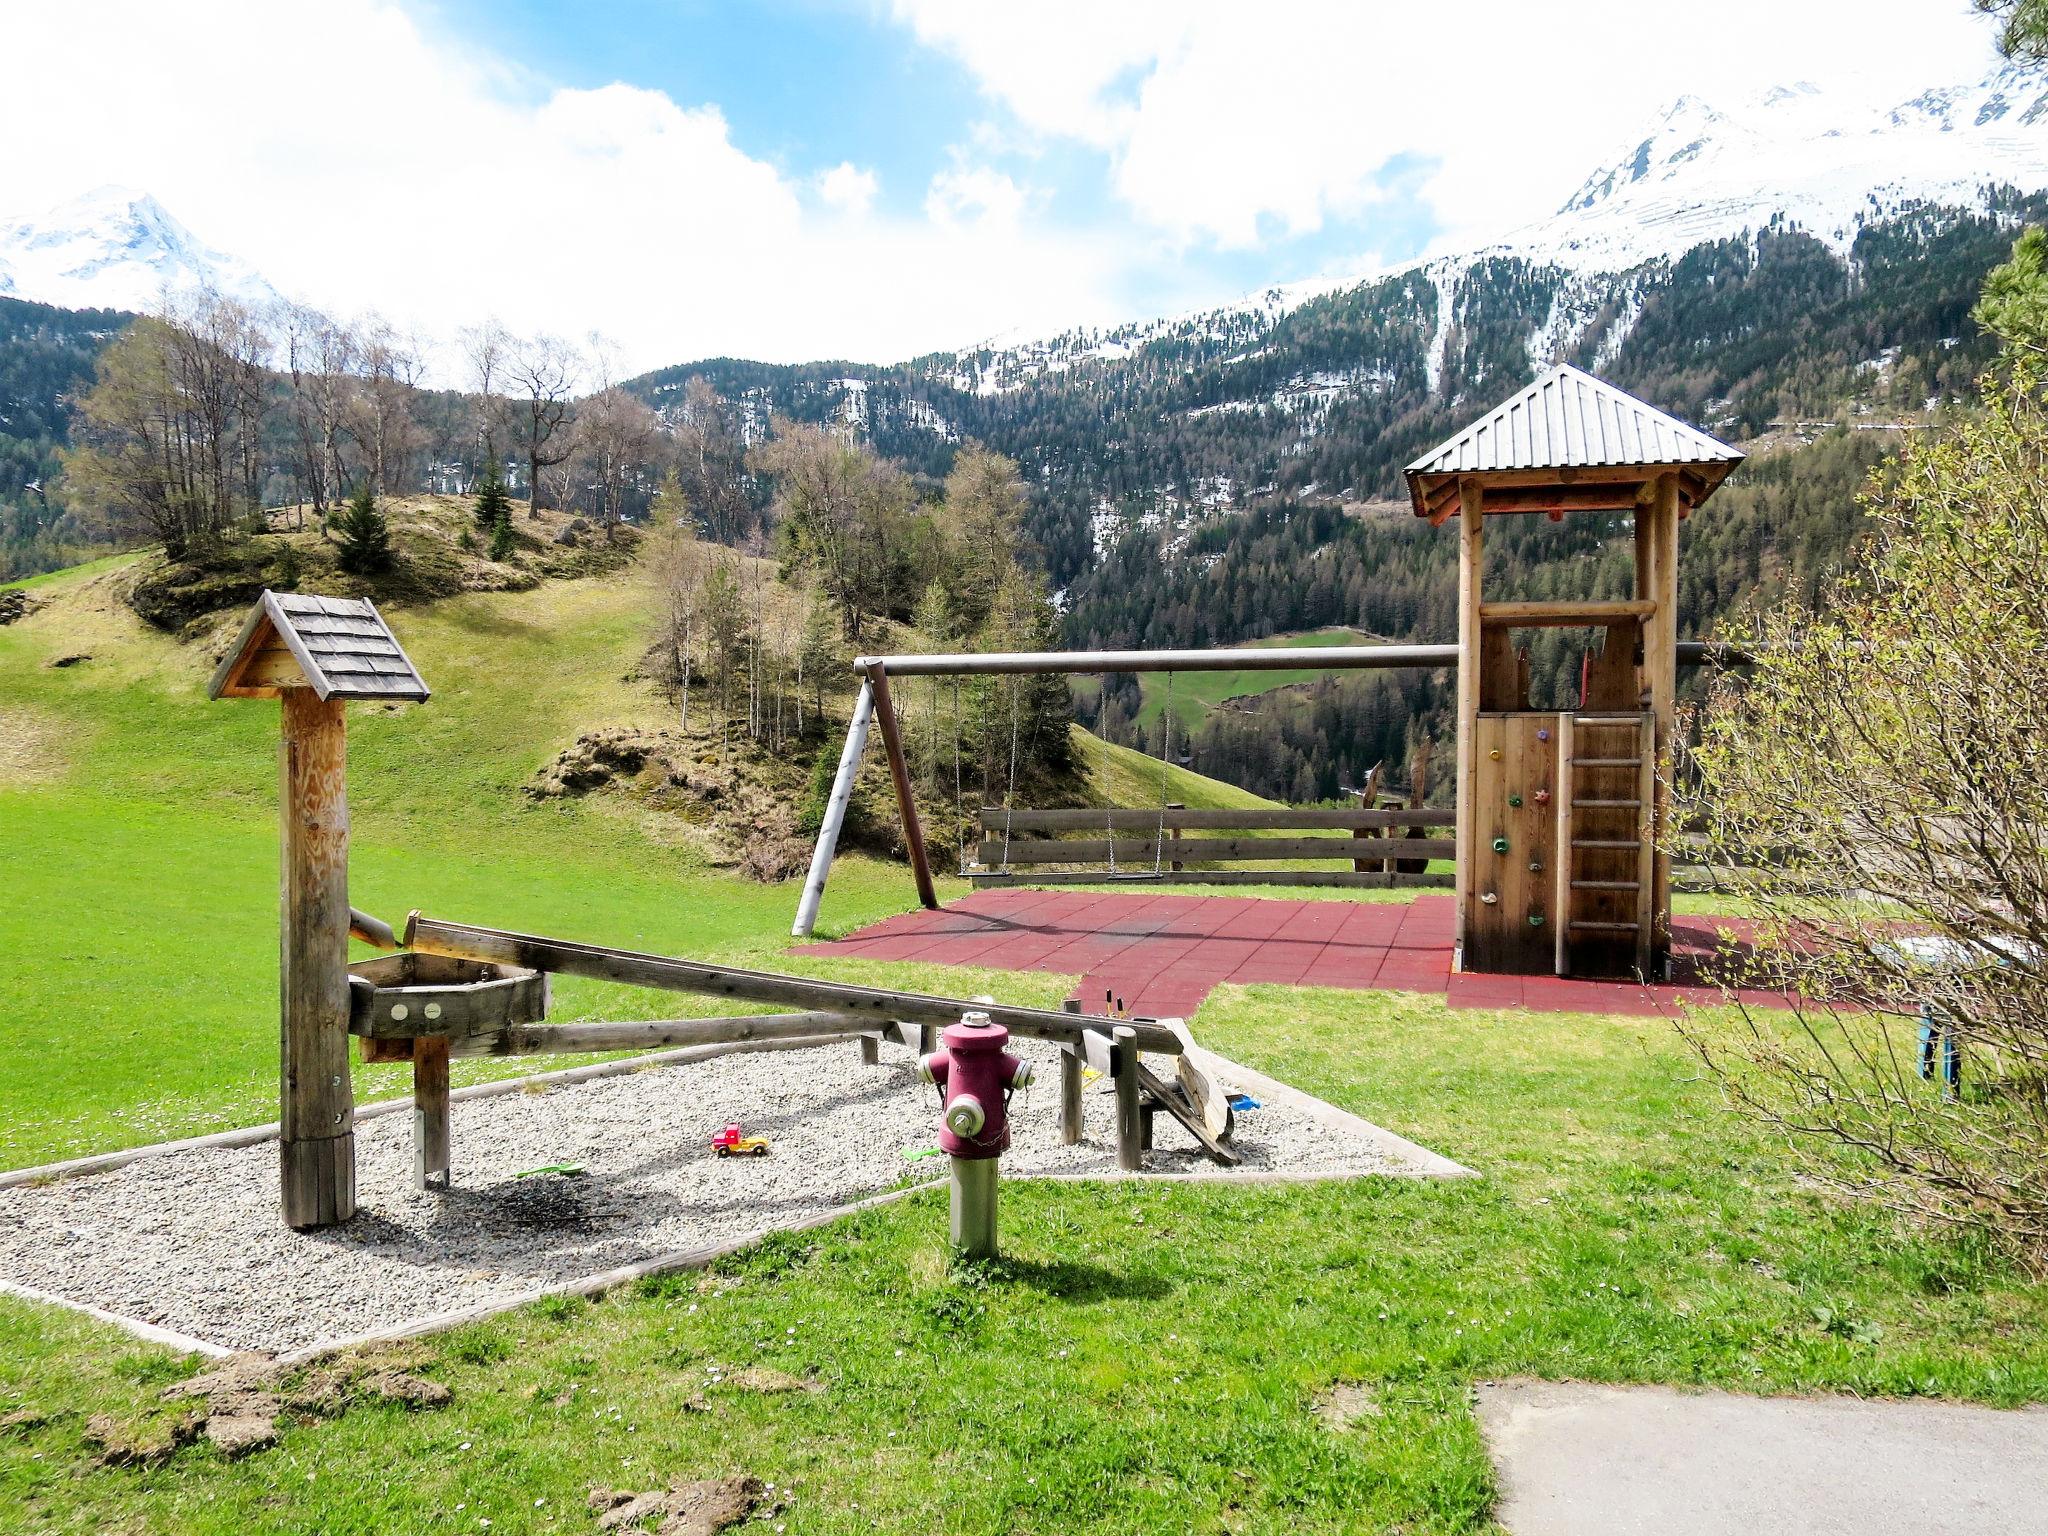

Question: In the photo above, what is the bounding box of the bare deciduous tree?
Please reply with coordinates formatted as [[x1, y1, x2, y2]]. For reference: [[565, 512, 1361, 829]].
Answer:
[[511, 334, 580, 515]]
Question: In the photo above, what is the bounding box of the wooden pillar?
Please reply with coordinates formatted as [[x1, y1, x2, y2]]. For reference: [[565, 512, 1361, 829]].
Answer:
[[1453, 481, 1485, 968], [858, 1034, 880, 1066], [1112, 1026, 1142, 1171], [413, 1036, 450, 1190], [1639, 474, 1680, 971], [1059, 999, 1084, 1144], [865, 664, 938, 911], [279, 688, 356, 1230]]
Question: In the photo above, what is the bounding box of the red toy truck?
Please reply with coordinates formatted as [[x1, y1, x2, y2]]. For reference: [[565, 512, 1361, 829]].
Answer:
[[710, 1123, 770, 1158]]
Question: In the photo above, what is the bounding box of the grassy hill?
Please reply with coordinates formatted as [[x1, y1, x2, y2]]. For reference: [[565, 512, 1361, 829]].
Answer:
[[1129, 626, 1379, 735], [0, 534, 1280, 1165]]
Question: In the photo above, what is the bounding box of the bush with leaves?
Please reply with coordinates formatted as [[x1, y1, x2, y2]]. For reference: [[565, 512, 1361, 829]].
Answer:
[[1677, 333, 2048, 1269], [333, 487, 393, 575]]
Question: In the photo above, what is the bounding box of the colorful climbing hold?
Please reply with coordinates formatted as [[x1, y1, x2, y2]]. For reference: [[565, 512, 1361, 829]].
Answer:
[[1491, 836, 1510, 854], [1480, 891, 1499, 905], [1537, 728, 1551, 743], [1508, 794, 1523, 808], [1529, 913, 1545, 928], [1534, 789, 1551, 806]]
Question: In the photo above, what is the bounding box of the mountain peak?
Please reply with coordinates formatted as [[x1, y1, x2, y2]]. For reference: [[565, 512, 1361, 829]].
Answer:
[[1528, 61, 2048, 271], [0, 188, 279, 314]]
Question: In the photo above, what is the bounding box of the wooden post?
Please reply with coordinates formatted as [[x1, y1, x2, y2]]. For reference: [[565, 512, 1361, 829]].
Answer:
[[1641, 473, 1680, 972], [1453, 480, 1485, 969], [1059, 998, 1084, 1144], [858, 1034, 880, 1066], [279, 688, 356, 1230], [1112, 1026, 1142, 1171], [865, 664, 937, 911], [413, 1036, 450, 1190], [1553, 712, 1574, 976]]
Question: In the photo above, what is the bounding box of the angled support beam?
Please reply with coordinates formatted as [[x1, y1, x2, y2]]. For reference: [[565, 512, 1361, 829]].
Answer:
[[865, 662, 937, 911], [791, 677, 875, 937]]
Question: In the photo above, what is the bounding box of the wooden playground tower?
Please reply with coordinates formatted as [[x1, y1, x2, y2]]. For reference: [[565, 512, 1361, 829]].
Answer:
[[1403, 363, 1742, 977]]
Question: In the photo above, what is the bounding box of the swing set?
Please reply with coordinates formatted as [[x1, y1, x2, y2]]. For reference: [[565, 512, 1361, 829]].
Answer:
[[791, 643, 1462, 937]]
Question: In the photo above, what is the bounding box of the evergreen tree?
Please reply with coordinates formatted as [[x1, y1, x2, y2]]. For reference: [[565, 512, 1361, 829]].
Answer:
[[473, 461, 514, 531], [334, 486, 393, 575], [487, 506, 516, 562]]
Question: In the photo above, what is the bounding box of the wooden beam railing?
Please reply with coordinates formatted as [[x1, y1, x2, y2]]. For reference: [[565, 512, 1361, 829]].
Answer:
[[401, 913, 1188, 1055], [980, 835, 1458, 865]]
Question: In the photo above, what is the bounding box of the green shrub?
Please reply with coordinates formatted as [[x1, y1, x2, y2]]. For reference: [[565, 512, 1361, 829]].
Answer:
[[333, 488, 393, 576]]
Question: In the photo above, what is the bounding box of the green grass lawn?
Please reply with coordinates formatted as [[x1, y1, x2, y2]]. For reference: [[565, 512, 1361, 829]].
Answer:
[[4, 984, 2045, 1535], [1131, 626, 1379, 735]]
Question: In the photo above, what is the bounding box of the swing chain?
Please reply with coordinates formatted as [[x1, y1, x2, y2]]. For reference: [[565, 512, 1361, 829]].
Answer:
[[1153, 672, 1173, 875], [1000, 672, 1022, 873]]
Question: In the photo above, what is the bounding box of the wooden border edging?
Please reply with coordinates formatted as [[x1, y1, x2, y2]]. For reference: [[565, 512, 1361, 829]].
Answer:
[[0, 1278, 236, 1359]]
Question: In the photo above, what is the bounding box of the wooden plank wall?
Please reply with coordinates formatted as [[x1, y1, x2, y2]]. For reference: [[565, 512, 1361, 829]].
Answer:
[[1465, 713, 1558, 973]]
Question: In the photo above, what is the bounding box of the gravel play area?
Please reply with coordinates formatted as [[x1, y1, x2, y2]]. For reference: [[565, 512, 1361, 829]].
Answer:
[[0, 1038, 1456, 1356]]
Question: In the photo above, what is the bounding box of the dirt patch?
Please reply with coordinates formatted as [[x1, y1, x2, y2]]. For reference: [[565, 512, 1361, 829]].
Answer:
[[0, 707, 65, 787], [87, 1347, 462, 1463], [722, 1367, 822, 1396], [84, 1409, 202, 1467], [589, 1475, 768, 1536], [1311, 1381, 1381, 1430], [0, 589, 37, 625], [528, 726, 811, 880]]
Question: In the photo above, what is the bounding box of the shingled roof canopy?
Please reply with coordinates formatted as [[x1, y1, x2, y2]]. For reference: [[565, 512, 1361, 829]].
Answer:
[[208, 591, 430, 702], [1404, 362, 1743, 523]]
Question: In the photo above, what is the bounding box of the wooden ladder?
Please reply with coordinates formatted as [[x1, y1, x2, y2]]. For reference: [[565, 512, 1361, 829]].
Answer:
[[1552, 711, 1655, 976]]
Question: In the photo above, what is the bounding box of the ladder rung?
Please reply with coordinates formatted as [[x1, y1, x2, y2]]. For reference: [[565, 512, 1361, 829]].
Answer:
[[1576, 799, 1642, 808], [1569, 920, 1641, 932], [1573, 839, 1640, 849], [1571, 880, 1641, 891], [1573, 757, 1642, 767]]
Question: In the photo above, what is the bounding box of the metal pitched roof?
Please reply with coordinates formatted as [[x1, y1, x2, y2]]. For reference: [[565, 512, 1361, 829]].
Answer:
[[1405, 363, 1743, 480], [208, 590, 430, 703]]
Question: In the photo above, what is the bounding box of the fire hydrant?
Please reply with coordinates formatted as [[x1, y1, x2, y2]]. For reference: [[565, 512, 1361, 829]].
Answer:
[[919, 1011, 1034, 1259]]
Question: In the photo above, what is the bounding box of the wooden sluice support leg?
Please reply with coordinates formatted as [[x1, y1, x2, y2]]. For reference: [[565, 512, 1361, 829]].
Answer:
[[413, 1036, 451, 1190], [1059, 999, 1084, 1144], [279, 689, 357, 1230]]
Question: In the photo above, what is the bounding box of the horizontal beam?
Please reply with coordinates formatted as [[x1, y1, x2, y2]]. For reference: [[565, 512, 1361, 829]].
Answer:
[[450, 1012, 862, 1059], [850, 641, 1742, 679], [851, 644, 1459, 678], [1479, 599, 1656, 628], [981, 836, 1457, 864], [402, 913, 1186, 1055], [982, 807, 1455, 832], [970, 869, 1455, 889]]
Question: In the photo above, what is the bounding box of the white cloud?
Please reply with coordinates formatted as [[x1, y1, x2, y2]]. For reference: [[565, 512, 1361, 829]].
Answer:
[[925, 165, 1029, 226], [817, 162, 880, 216], [0, 0, 1134, 373], [890, 0, 2005, 251]]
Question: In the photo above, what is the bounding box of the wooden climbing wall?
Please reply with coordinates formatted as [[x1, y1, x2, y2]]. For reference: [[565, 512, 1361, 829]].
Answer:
[[1466, 712, 1559, 974]]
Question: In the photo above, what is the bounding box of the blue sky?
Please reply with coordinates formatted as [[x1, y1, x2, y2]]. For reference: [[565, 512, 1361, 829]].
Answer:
[[425, 0, 1447, 323], [0, 0, 2007, 370]]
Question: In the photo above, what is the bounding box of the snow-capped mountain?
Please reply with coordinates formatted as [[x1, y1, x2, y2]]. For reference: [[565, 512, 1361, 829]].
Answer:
[[0, 186, 280, 314], [1515, 65, 2048, 271], [931, 63, 2048, 398]]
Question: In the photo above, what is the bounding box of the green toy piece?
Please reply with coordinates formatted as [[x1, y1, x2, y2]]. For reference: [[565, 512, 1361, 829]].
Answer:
[[1491, 836, 1510, 854]]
